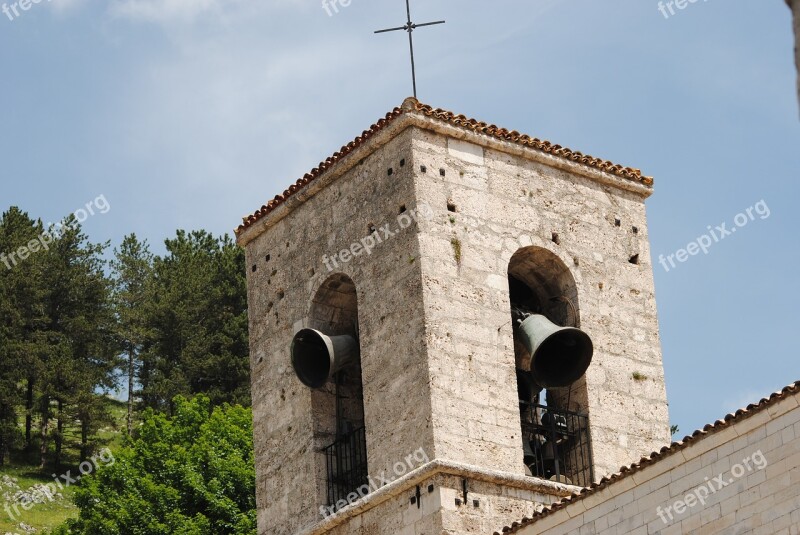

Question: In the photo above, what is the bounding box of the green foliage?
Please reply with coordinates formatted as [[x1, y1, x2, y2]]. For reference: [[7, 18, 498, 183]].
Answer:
[[37, 216, 120, 466], [450, 237, 462, 265], [1, 203, 250, 458], [58, 396, 256, 535], [111, 234, 154, 435], [141, 230, 250, 413], [0, 204, 253, 531], [0, 207, 49, 464]]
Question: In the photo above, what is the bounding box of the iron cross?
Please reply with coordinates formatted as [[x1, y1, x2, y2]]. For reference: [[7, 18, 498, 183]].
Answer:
[[374, 0, 445, 98]]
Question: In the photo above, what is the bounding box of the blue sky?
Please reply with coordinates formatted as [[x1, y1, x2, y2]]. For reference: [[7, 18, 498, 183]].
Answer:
[[1, 0, 798, 440]]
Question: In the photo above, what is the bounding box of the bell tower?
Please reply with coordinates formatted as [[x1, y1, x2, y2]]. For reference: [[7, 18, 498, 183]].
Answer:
[[237, 98, 671, 535]]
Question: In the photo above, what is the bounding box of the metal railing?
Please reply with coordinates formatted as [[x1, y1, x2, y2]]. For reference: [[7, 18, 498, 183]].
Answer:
[[323, 426, 369, 508], [520, 403, 593, 487]]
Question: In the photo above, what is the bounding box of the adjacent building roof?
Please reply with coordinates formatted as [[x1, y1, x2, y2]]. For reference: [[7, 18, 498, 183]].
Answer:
[[236, 98, 654, 237], [494, 380, 800, 534]]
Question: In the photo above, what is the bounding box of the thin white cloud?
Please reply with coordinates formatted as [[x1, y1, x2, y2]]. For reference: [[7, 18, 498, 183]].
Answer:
[[110, 0, 247, 23], [51, 0, 89, 12], [109, 0, 303, 24]]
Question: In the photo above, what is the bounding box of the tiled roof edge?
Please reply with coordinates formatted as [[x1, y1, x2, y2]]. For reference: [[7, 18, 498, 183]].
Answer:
[[494, 380, 800, 534], [235, 98, 654, 239]]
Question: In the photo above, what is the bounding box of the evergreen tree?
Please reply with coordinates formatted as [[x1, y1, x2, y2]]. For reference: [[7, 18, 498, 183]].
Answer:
[[37, 217, 119, 468], [141, 231, 249, 413], [0, 207, 49, 463], [110, 234, 154, 435]]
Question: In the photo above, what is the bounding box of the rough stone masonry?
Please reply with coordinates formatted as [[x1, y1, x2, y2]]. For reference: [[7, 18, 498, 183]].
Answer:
[[236, 98, 672, 535]]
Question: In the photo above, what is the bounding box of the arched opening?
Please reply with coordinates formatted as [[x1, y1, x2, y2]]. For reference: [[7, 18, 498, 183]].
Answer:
[[305, 273, 368, 512], [508, 247, 593, 486]]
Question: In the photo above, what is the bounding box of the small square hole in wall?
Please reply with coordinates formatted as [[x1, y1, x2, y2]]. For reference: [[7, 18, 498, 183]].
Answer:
[[399, 205, 407, 214], [632, 226, 639, 234], [265, 254, 271, 262], [400, 159, 406, 167], [551, 233, 560, 245], [629, 254, 640, 265], [447, 202, 457, 213], [388, 168, 393, 176], [614, 218, 621, 227], [420, 165, 427, 173], [440, 168, 446, 177], [251, 265, 257, 273]]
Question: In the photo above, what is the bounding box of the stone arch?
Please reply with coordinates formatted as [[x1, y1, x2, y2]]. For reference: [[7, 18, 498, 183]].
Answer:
[[308, 273, 359, 337], [508, 246, 580, 332], [306, 273, 368, 510], [508, 246, 592, 483]]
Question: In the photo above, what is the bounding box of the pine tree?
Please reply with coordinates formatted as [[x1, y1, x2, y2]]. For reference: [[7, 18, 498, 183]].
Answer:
[[141, 230, 250, 413], [110, 234, 153, 435], [37, 217, 119, 468], [0, 207, 49, 464]]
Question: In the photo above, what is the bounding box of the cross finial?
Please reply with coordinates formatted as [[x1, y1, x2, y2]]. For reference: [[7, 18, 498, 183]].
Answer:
[[375, 0, 445, 99]]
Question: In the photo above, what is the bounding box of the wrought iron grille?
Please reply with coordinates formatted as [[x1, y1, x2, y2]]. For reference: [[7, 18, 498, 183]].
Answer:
[[520, 403, 593, 487], [323, 426, 369, 508]]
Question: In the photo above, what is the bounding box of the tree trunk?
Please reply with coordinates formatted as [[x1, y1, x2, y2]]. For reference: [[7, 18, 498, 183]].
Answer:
[[54, 399, 63, 470], [127, 346, 134, 435], [38, 401, 49, 469], [80, 414, 90, 462], [25, 378, 33, 451]]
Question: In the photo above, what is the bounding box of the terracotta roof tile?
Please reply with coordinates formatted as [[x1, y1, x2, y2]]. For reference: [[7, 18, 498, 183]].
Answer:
[[493, 380, 800, 535], [236, 98, 653, 237]]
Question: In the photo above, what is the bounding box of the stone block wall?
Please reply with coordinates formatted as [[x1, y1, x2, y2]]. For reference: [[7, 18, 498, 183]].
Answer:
[[243, 128, 437, 535], [240, 105, 672, 534], [512, 387, 800, 535], [410, 124, 671, 481]]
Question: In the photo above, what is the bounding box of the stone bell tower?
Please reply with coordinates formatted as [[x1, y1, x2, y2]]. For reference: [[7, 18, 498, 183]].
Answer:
[[236, 98, 671, 535]]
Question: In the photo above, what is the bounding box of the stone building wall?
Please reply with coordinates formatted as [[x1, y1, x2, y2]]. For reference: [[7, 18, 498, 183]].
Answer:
[[306, 466, 576, 535], [242, 128, 438, 535], [410, 123, 671, 481], [508, 384, 800, 535], [238, 100, 673, 534]]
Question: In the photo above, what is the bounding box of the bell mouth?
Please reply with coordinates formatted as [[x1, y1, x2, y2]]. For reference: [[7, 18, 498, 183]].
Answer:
[[531, 327, 593, 388], [291, 329, 334, 389]]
